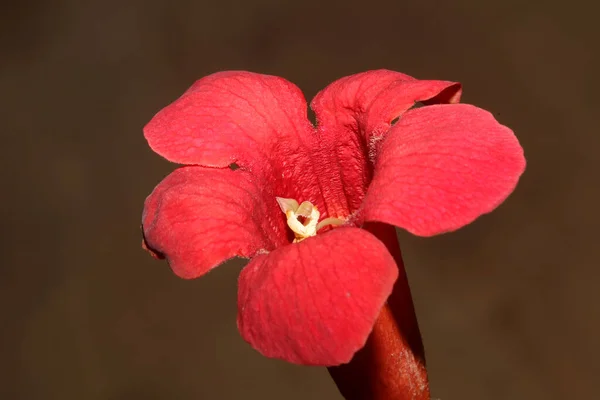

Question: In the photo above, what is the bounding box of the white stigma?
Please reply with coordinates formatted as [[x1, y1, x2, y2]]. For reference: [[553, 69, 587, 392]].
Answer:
[[276, 197, 345, 243]]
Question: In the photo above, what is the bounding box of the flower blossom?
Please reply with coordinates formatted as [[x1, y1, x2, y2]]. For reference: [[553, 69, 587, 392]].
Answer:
[[141, 70, 525, 366]]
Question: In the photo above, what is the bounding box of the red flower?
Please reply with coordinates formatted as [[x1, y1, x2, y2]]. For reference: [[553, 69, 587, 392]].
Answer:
[[141, 70, 525, 366]]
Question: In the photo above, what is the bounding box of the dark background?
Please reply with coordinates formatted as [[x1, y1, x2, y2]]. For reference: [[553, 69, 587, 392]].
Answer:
[[2, 0, 598, 399]]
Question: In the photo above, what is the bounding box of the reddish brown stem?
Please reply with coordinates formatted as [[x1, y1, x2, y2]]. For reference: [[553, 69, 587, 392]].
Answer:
[[327, 223, 429, 400]]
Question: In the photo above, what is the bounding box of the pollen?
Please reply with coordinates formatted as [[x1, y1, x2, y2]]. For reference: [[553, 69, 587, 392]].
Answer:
[[276, 197, 345, 243]]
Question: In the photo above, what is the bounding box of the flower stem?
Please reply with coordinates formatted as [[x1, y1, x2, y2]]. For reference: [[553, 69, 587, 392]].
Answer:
[[327, 222, 430, 400]]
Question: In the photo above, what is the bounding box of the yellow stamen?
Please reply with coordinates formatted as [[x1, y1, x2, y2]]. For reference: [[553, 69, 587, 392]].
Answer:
[[316, 217, 345, 231], [276, 197, 345, 243]]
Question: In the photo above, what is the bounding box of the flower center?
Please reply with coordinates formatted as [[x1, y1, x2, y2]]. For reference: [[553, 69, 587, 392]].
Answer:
[[276, 197, 345, 243]]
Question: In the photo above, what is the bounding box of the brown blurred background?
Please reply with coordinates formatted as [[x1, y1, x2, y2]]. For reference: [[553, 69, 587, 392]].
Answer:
[[1, 0, 598, 399]]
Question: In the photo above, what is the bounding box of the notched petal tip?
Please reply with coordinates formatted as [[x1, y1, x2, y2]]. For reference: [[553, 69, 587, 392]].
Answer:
[[237, 227, 398, 366], [141, 226, 165, 260]]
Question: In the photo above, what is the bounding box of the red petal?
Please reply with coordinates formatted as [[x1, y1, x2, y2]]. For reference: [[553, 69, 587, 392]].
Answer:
[[237, 227, 398, 366], [144, 71, 314, 168], [311, 69, 461, 141], [307, 70, 462, 216], [143, 70, 461, 223], [142, 166, 288, 279], [361, 104, 526, 236], [143, 71, 339, 220]]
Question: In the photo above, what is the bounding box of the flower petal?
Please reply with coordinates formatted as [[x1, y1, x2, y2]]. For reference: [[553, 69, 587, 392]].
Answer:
[[305, 70, 462, 216], [311, 69, 461, 141], [361, 104, 526, 236], [237, 227, 398, 366], [144, 71, 314, 168], [143, 71, 339, 221], [142, 166, 288, 279]]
